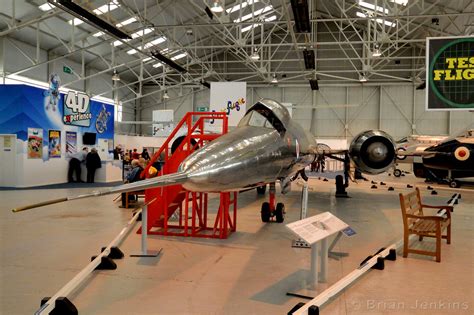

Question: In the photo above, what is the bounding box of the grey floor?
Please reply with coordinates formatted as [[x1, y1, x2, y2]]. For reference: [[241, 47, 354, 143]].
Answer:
[[1, 173, 473, 315]]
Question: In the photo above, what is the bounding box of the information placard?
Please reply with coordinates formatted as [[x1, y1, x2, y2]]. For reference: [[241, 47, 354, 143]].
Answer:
[[286, 212, 349, 245]]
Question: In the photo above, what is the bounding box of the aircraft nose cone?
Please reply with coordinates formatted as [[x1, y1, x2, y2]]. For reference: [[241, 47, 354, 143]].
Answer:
[[367, 142, 388, 162]]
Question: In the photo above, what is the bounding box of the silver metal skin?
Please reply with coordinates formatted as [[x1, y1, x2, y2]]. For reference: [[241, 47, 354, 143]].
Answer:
[[179, 99, 317, 192], [12, 99, 397, 212]]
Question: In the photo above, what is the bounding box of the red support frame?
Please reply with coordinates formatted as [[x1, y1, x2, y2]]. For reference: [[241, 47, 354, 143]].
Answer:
[[137, 111, 237, 239]]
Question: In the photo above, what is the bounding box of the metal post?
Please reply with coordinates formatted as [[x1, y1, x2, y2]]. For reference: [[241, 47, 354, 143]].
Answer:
[[292, 181, 310, 248], [320, 238, 328, 283], [310, 242, 319, 290], [130, 204, 161, 258], [301, 181, 308, 220]]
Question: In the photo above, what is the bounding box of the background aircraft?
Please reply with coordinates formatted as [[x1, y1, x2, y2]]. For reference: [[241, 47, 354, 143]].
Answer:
[[397, 129, 474, 187], [13, 99, 398, 222], [393, 134, 448, 177]]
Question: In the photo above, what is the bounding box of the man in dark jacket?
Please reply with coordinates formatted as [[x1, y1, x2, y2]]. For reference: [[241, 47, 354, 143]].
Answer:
[[68, 147, 88, 182], [86, 148, 102, 183]]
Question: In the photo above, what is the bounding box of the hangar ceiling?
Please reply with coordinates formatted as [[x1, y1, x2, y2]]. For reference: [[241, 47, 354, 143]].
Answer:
[[0, 0, 473, 104]]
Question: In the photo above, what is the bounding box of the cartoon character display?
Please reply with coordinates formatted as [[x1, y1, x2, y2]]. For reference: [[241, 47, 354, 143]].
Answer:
[[44, 74, 61, 111], [95, 104, 111, 134]]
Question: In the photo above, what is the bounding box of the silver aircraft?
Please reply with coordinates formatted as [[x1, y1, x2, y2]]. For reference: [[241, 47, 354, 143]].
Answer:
[[13, 99, 397, 221]]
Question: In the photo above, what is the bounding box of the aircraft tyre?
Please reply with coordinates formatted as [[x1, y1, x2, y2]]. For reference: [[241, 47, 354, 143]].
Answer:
[[261, 202, 271, 222], [256, 185, 266, 195], [275, 203, 285, 223], [449, 180, 461, 188], [393, 169, 402, 177]]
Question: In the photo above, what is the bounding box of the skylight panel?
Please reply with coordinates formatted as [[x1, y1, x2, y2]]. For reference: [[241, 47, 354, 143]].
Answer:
[[391, 0, 408, 5], [152, 63, 163, 68], [226, 0, 258, 14], [241, 23, 259, 33], [38, 3, 54, 11], [127, 37, 166, 54], [93, 31, 105, 37], [171, 52, 187, 61], [113, 39, 130, 46], [68, 1, 119, 25], [358, 1, 389, 14], [131, 28, 154, 39], [356, 11, 395, 27], [116, 17, 137, 27], [241, 15, 276, 33], [142, 37, 167, 49], [93, 2, 120, 15], [234, 5, 273, 23]]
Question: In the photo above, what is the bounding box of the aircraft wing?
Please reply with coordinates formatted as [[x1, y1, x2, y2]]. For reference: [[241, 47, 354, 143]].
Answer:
[[317, 149, 347, 156], [396, 150, 450, 158], [12, 172, 189, 212]]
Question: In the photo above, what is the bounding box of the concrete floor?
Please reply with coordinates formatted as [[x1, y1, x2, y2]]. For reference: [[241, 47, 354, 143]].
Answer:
[[1, 173, 473, 315]]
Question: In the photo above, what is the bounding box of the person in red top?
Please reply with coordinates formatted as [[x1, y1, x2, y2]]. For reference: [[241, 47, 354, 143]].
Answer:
[[132, 148, 140, 160]]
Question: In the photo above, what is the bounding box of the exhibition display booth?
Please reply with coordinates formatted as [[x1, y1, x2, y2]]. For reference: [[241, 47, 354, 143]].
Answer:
[[0, 84, 120, 187]]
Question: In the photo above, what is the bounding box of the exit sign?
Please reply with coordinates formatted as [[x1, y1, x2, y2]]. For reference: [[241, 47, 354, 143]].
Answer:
[[197, 106, 209, 112], [63, 66, 72, 74]]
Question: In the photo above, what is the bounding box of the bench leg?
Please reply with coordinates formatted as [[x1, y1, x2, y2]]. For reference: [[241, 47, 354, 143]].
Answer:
[[403, 232, 409, 258], [436, 227, 441, 263], [447, 223, 451, 245]]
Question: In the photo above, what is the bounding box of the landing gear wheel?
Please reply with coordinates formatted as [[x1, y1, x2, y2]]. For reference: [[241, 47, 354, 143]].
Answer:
[[275, 202, 285, 223], [256, 185, 266, 195], [449, 180, 460, 188], [261, 202, 271, 222], [393, 169, 402, 177]]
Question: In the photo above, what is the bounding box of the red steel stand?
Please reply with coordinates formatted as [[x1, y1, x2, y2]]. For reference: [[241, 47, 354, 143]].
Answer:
[[137, 112, 237, 239]]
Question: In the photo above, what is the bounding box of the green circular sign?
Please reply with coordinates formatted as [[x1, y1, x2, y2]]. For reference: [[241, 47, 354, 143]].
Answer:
[[429, 38, 474, 108]]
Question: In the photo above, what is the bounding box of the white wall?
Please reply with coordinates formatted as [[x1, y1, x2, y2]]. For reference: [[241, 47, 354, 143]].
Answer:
[[138, 84, 474, 141], [114, 134, 167, 152]]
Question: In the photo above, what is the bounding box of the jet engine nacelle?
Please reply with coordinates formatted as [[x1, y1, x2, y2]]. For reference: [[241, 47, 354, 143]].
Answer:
[[349, 130, 396, 175]]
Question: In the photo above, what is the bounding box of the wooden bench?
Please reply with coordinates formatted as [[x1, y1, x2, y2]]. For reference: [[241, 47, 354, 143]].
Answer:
[[399, 188, 452, 262], [124, 190, 145, 208]]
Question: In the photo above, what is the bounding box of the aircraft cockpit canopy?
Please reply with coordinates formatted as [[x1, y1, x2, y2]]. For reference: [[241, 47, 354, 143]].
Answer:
[[239, 102, 286, 135]]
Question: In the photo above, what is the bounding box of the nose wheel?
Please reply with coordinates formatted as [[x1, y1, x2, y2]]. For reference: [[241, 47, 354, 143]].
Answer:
[[260, 183, 285, 223]]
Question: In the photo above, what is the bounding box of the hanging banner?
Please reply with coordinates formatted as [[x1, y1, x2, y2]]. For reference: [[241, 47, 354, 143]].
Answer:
[[426, 36, 474, 110], [210, 82, 247, 127], [48, 130, 61, 158], [27, 128, 43, 159], [66, 131, 77, 156]]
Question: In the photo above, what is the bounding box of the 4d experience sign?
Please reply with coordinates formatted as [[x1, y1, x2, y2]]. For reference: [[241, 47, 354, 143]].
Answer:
[[63, 91, 92, 127], [427, 36, 474, 110]]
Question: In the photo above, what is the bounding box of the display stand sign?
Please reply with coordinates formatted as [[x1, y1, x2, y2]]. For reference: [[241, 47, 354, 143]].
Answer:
[[287, 212, 348, 245], [286, 212, 349, 294]]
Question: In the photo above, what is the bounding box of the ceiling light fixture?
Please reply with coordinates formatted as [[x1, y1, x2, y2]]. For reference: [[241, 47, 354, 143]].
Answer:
[[210, 0, 224, 13], [163, 91, 170, 99], [372, 47, 382, 57], [112, 70, 120, 81], [271, 74, 278, 84], [359, 74, 368, 82], [250, 48, 260, 60]]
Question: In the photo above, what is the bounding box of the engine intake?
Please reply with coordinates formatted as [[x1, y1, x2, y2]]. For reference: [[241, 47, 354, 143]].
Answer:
[[349, 130, 396, 175]]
